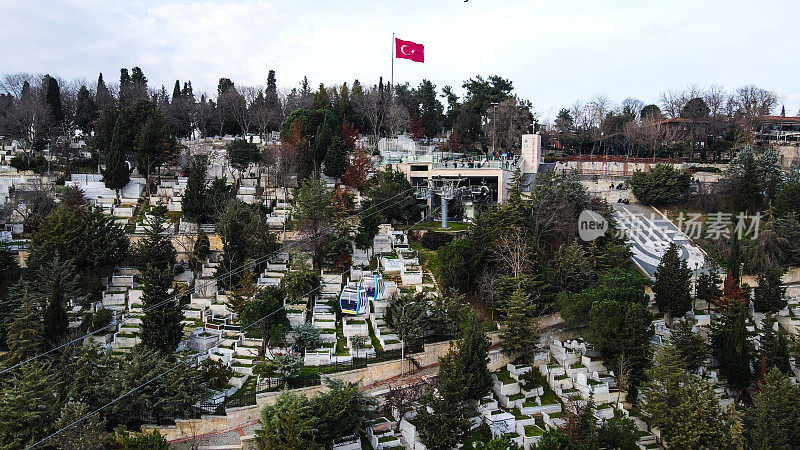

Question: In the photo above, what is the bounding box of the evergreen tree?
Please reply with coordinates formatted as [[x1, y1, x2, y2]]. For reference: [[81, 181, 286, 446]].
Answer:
[[135, 110, 177, 185], [74, 85, 96, 133], [744, 368, 800, 449], [729, 231, 741, 284], [131, 204, 176, 273], [696, 261, 722, 309], [587, 299, 654, 388], [711, 301, 754, 390], [415, 79, 444, 140], [256, 391, 317, 449], [322, 134, 349, 179], [653, 242, 692, 318], [455, 316, 493, 401], [102, 119, 131, 189], [52, 401, 107, 450], [753, 265, 787, 313], [5, 292, 44, 366], [0, 363, 59, 448], [640, 344, 730, 449], [95, 72, 113, 110], [226, 139, 260, 174], [416, 352, 472, 449], [104, 347, 203, 425], [38, 255, 80, 347], [191, 230, 211, 272], [729, 147, 763, 212], [182, 156, 209, 223], [670, 319, 709, 373], [139, 266, 182, 353], [172, 79, 182, 101], [758, 314, 791, 374], [500, 289, 540, 363], [240, 287, 288, 357], [310, 379, 377, 446], [43, 74, 64, 125]]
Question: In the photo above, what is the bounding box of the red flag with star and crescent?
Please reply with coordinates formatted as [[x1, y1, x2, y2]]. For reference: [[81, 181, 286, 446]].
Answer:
[[395, 38, 424, 63]]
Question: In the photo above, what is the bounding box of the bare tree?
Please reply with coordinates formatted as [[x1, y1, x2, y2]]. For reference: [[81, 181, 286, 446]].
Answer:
[[356, 85, 386, 139], [383, 382, 432, 422], [385, 103, 409, 136], [218, 86, 252, 137], [491, 226, 531, 278], [703, 85, 727, 117]]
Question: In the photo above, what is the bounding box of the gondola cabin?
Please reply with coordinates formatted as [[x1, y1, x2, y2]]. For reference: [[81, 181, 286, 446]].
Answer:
[[339, 282, 367, 315]]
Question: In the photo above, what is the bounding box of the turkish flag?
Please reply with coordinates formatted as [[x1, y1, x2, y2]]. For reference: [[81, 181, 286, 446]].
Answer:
[[395, 38, 424, 63]]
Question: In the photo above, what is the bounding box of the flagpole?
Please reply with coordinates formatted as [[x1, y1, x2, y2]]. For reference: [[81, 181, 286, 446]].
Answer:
[[391, 33, 394, 103]]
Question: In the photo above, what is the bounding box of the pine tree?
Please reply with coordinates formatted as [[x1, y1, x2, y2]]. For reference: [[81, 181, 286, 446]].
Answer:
[[102, 119, 130, 189], [745, 368, 800, 449], [139, 266, 182, 353], [256, 392, 317, 449], [52, 401, 107, 450], [0, 363, 59, 448], [5, 293, 44, 366], [653, 242, 692, 318], [38, 255, 80, 347], [131, 204, 176, 273], [500, 289, 540, 363], [416, 352, 472, 450], [670, 319, 709, 373], [753, 265, 787, 313], [455, 316, 493, 401], [758, 314, 791, 374], [641, 345, 730, 449]]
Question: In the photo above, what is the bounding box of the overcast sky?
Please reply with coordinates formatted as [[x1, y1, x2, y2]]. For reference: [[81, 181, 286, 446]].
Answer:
[[3, 0, 799, 121]]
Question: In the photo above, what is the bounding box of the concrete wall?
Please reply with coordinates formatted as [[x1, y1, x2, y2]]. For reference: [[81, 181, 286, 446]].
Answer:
[[156, 333, 516, 443]]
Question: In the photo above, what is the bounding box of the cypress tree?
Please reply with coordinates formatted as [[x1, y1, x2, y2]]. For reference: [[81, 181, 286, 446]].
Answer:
[[653, 242, 692, 318], [711, 301, 753, 390], [759, 315, 791, 374], [74, 85, 96, 134], [96, 72, 113, 110], [182, 156, 208, 223], [139, 266, 182, 353], [729, 231, 741, 283], [753, 265, 787, 313], [102, 119, 130, 189], [172, 80, 182, 102], [42, 74, 64, 124]]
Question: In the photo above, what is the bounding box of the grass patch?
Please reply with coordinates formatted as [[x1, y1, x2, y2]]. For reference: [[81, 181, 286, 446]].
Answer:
[[495, 369, 515, 385], [508, 407, 530, 421], [524, 425, 544, 437]]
